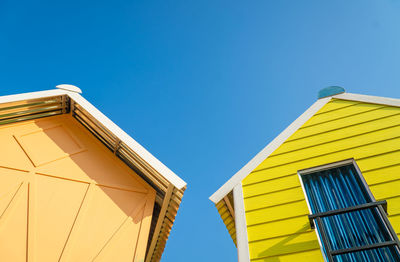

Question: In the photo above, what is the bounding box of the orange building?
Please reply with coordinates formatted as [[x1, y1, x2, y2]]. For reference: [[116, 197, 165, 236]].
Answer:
[[0, 85, 186, 262]]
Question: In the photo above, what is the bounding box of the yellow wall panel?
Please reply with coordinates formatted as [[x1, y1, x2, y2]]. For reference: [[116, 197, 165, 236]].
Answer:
[[243, 100, 400, 261], [288, 106, 400, 141], [389, 215, 400, 233], [250, 248, 323, 262], [356, 150, 400, 172], [370, 179, 400, 201], [387, 196, 400, 216], [272, 113, 400, 156], [312, 99, 359, 115], [363, 164, 400, 185], [247, 216, 312, 241], [302, 102, 382, 128], [246, 200, 308, 226], [248, 231, 320, 259], [243, 174, 299, 198], [262, 125, 400, 169], [248, 138, 400, 184], [245, 187, 304, 211]]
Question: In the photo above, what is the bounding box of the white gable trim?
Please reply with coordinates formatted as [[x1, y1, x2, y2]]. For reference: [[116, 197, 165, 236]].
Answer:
[[233, 183, 250, 262], [333, 92, 400, 107], [67, 91, 187, 190], [0, 89, 186, 190], [0, 89, 67, 104], [209, 96, 332, 204]]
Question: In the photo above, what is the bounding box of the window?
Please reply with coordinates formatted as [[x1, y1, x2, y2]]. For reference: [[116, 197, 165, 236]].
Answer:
[[299, 159, 400, 262]]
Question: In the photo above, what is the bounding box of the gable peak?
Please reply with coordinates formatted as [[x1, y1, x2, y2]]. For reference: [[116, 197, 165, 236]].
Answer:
[[56, 84, 82, 94]]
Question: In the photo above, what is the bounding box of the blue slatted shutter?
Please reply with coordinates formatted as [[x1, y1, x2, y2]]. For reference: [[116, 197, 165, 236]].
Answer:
[[301, 162, 400, 262]]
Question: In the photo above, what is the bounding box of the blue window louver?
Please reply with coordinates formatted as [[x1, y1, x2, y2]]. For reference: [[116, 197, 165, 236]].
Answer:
[[301, 163, 400, 262]]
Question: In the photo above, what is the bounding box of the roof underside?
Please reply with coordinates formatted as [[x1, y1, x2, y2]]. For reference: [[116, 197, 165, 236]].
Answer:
[[0, 89, 185, 262], [215, 191, 236, 245]]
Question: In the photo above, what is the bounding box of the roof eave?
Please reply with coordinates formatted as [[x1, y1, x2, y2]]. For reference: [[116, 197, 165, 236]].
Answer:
[[0, 88, 186, 262], [66, 91, 186, 190], [0, 89, 186, 190], [0, 89, 67, 104]]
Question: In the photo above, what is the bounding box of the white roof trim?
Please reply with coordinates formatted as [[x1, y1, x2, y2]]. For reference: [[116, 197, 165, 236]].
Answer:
[[233, 183, 250, 262], [0, 89, 67, 104], [56, 84, 82, 94], [209, 96, 332, 203], [0, 89, 186, 190], [210, 91, 400, 204], [66, 91, 186, 190], [332, 92, 400, 107]]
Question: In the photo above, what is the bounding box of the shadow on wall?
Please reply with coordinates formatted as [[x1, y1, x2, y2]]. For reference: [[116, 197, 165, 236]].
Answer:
[[256, 223, 320, 262]]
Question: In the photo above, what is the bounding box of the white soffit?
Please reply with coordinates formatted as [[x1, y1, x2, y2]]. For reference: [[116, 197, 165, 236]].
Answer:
[[0, 89, 186, 190], [210, 91, 400, 204]]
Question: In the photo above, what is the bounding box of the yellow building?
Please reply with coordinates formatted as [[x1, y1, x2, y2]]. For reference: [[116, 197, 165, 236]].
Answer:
[[0, 85, 186, 262], [210, 87, 400, 262]]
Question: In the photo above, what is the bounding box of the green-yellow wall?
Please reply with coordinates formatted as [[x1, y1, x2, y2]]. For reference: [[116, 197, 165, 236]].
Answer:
[[242, 99, 400, 261]]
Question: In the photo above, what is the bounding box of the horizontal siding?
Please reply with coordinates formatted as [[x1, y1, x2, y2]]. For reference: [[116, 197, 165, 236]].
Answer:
[[216, 200, 236, 245], [370, 179, 400, 201], [245, 140, 400, 185], [243, 139, 400, 186], [386, 196, 400, 215], [389, 214, 400, 233], [247, 216, 312, 241], [246, 200, 308, 226], [245, 187, 304, 211], [250, 248, 323, 262], [302, 102, 381, 128], [313, 99, 360, 115], [243, 174, 299, 198], [362, 163, 400, 185], [248, 231, 320, 259], [357, 151, 400, 173], [243, 100, 400, 261], [257, 125, 400, 170], [287, 105, 400, 142], [271, 113, 400, 156]]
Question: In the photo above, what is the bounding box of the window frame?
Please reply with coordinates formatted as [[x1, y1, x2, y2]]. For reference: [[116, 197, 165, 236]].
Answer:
[[297, 158, 400, 262]]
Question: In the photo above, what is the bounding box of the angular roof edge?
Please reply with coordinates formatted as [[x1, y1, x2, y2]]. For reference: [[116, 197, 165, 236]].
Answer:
[[209, 92, 400, 204], [0, 89, 186, 190], [67, 91, 186, 190]]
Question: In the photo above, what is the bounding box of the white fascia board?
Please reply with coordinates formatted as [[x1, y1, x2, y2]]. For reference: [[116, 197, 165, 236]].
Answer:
[[209, 96, 332, 204], [233, 183, 250, 262], [0, 89, 67, 105], [333, 92, 400, 107], [66, 91, 187, 190]]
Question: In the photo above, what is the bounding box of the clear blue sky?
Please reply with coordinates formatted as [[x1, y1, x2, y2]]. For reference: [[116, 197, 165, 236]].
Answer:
[[1, 1, 400, 261]]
